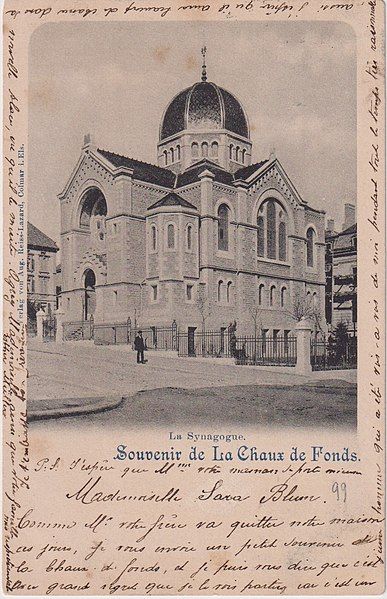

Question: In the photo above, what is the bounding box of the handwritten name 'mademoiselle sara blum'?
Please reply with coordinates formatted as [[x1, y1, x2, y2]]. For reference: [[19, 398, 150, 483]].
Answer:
[[113, 444, 359, 462]]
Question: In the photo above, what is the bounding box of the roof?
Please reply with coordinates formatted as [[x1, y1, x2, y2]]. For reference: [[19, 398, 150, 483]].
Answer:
[[160, 81, 249, 141], [327, 223, 357, 240], [339, 223, 357, 236], [97, 148, 176, 188], [148, 192, 197, 211], [234, 160, 269, 180], [176, 159, 234, 187], [28, 222, 58, 251]]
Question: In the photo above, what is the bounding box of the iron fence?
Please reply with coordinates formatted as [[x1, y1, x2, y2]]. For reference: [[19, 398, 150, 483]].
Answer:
[[178, 330, 233, 358], [311, 334, 357, 370], [235, 335, 297, 366], [93, 321, 131, 345], [93, 321, 178, 350], [42, 315, 57, 342], [177, 330, 297, 366], [63, 319, 94, 341]]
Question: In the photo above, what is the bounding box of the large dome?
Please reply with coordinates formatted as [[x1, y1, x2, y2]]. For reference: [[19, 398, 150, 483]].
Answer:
[[160, 81, 249, 141]]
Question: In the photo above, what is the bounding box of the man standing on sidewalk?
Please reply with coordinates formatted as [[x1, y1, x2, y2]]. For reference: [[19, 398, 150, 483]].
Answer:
[[134, 330, 146, 364]]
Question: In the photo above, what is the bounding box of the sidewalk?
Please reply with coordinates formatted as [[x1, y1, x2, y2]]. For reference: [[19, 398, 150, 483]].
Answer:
[[28, 341, 348, 399], [28, 394, 124, 421], [27, 340, 356, 426]]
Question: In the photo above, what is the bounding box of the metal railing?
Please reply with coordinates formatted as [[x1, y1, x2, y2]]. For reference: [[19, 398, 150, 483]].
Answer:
[[311, 334, 357, 370], [178, 330, 233, 358], [235, 335, 297, 366], [177, 331, 297, 367], [42, 315, 57, 342], [93, 321, 178, 350], [63, 318, 94, 341]]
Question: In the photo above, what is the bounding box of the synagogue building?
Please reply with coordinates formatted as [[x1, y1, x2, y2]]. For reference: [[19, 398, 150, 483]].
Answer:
[[59, 55, 326, 336]]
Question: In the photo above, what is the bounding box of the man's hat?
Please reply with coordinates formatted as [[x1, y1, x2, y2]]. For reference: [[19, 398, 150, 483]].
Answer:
[[138, 330, 142, 334]]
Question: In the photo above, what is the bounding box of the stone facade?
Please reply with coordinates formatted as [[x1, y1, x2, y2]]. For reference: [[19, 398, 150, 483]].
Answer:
[[59, 72, 326, 337]]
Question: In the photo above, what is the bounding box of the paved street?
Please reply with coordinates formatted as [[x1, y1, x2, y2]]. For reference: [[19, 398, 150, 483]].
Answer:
[[28, 340, 356, 430]]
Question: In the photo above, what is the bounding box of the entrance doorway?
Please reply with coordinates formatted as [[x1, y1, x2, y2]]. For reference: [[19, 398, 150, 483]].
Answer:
[[84, 269, 96, 320]]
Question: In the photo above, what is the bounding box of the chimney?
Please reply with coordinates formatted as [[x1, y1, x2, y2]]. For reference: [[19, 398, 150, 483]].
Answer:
[[327, 219, 335, 234], [342, 203, 355, 231]]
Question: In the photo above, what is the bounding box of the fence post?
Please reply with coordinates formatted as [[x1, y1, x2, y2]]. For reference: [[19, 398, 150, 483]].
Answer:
[[36, 308, 45, 342], [172, 319, 177, 351], [55, 308, 64, 342], [295, 319, 312, 374]]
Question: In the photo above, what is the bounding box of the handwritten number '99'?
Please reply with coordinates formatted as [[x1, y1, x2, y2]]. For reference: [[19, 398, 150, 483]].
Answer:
[[332, 481, 347, 502]]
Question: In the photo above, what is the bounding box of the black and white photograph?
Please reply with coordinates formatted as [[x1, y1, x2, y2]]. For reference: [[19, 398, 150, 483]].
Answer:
[[4, 3, 385, 596], [27, 20, 357, 430]]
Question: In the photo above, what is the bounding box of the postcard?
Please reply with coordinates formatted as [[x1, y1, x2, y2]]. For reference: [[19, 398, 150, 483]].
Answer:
[[3, 0, 385, 595]]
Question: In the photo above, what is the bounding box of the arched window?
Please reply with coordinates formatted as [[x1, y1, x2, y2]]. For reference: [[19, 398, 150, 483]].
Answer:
[[201, 142, 208, 157], [306, 290, 311, 305], [192, 142, 199, 158], [186, 225, 192, 250], [256, 199, 289, 262], [235, 146, 240, 162], [257, 215, 265, 257], [176, 145, 181, 161], [80, 188, 107, 228], [170, 147, 174, 163], [281, 286, 287, 308], [306, 227, 315, 267], [218, 204, 230, 251], [258, 283, 265, 306], [279, 221, 287, 261], [226, 281, 232, 303], [270, 285, 276, 307], [151, 225, 157, 251], [241, 149, 246, 164], [313, 291, 317, 307], [211, 141, 219, 158], [167, 223, 175, 249], [267, 200, 277, 259], [217, 280, 223, 302], [229, 144, 234, 160]]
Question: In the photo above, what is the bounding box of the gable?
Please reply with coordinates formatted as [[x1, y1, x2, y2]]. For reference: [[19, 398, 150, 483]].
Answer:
[[58, 151, 116, 204], [245, 158, 308, 209]]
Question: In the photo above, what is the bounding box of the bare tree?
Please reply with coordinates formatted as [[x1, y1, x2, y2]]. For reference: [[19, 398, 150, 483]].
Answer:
[[287, 292, 324, 336], [197, 285, 211, 333], [249, 302, 262, 337]]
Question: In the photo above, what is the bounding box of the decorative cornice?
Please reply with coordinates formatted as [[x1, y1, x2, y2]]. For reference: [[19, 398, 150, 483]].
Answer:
[[199, 265, 326, 285]]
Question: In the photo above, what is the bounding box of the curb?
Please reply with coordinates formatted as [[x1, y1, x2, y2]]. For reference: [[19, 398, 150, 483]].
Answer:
[[28, 395, 125, 421]]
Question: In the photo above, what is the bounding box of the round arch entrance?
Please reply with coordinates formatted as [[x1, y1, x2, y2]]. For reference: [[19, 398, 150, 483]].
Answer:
[[84, 269, 96, 321]]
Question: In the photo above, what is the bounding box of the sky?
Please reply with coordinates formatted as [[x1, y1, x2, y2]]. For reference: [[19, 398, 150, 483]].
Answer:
[[28, 20, 356, 243]]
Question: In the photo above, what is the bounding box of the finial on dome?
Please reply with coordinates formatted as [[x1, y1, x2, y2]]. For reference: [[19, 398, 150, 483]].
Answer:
[[201, 46, 207, 82]]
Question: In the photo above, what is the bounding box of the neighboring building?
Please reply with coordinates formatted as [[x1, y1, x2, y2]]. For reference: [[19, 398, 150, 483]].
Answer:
[[59, 54, 326, 336], [325, 204, 357, 333], [27, 222, 59, 316]]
